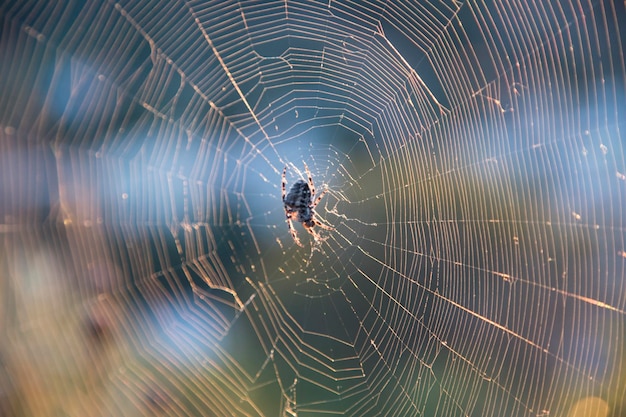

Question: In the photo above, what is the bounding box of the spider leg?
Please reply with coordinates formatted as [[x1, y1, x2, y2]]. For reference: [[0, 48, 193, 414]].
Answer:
[[286, 218, 303, 247], [310, 188, 328, 208], [302, 223, 321, 242], [281, 166, 287, 202], [313, 218, 334, 230], [304, 162, 315, 198]]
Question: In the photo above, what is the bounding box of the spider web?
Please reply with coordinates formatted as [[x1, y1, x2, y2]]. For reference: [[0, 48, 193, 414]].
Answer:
[[1, 0, 625, 416]]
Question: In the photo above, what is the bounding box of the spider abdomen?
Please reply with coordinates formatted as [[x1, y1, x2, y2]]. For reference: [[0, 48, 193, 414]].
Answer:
[[284, 180, 314, 223]]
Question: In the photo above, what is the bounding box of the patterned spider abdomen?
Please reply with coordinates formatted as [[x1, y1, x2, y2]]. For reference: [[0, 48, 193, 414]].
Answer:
[[284, 179, 313, 223]]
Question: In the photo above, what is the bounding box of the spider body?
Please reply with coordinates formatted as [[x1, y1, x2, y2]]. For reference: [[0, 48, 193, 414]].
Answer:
[[282, 164, 332, 246], [284, 180, 314, 226]]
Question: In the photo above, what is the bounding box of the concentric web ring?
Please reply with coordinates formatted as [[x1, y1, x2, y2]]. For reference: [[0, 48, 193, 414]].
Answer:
[[1, 0, 625, 416]]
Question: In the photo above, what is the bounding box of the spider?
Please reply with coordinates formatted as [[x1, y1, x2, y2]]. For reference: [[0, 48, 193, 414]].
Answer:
[[282, 163, 333, 247]]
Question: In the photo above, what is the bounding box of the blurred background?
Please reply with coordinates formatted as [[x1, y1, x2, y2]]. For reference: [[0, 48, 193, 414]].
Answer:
[[1, 0, 625, 416]]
